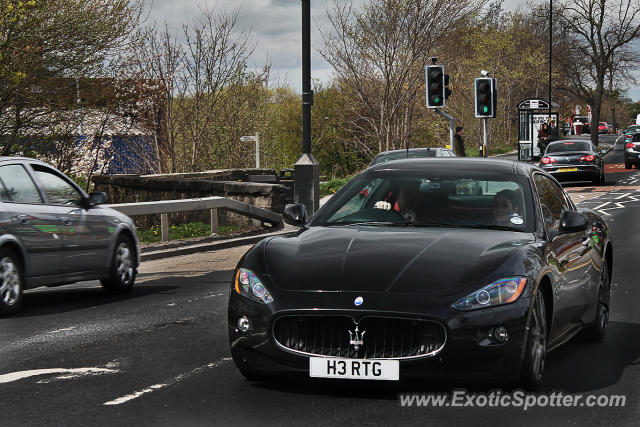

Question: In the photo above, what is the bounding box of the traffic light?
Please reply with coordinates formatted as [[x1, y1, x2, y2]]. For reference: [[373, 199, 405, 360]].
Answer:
[[474, 77, 496, 118], [444, 73, 451, 100], [426, 65, 445, 108]]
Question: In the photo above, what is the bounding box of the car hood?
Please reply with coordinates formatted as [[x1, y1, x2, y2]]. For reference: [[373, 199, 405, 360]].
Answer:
[[264, 226, 535, 296]]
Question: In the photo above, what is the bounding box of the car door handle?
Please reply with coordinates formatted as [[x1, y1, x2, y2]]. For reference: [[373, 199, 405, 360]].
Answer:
[[62, 218, 73, 226]]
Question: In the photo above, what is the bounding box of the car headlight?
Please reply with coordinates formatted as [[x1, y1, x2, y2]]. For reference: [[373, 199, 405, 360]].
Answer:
[[452, 277, 527, 311], [234, 268, 274, 304]]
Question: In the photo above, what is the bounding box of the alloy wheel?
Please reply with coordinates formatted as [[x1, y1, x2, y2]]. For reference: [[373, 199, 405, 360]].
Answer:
[[0, 257, 21, 306], [530, 292, 547, 381], [115, 243, 134, 286]]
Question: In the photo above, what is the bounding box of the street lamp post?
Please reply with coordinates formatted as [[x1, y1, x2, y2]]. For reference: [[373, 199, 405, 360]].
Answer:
[[294, 0, 320, 215], [548, 0, 553, 122]]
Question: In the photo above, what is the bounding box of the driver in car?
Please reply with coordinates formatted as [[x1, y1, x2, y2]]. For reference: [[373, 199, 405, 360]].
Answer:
[[374, 184, 419, 222]]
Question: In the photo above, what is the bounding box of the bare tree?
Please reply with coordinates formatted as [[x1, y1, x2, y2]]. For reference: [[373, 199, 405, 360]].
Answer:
[[556, 0, 640, 146], [132, 23, 185, 173], [180, 6, 255, 171], [320, 0, 481, 153]]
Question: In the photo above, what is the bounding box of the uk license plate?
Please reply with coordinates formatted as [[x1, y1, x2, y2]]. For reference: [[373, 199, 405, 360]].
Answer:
[[309, 357, 399, 381], [557, 168, 578, 172]]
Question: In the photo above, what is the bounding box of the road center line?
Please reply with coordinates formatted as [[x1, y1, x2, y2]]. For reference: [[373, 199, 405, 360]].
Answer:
[[103, 357, 231, 406]]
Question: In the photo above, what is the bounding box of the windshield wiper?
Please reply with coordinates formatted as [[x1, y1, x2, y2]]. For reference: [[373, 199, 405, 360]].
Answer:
[[462, 224, 521, 231], [330, 221, 409, 227]]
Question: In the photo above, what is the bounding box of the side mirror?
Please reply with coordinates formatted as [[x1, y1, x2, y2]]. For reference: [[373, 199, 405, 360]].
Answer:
[[559, 210, 588, 234], [88, 191, 108, 207], [283, 203, 307, 226]]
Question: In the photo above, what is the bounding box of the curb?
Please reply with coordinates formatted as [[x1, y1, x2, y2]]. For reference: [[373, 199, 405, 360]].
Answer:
[[140, 226, 298, 262]]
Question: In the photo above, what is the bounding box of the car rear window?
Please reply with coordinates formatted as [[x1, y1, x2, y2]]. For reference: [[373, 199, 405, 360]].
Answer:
[[546, 141, 592, 153], [371, 150, 437, 166]]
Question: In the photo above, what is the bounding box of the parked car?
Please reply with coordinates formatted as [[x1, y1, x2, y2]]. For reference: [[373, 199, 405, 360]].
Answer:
[[0, 157, 139, 315], [369, 147, 455, 167], [624, 132, 640, 169], [228, 158, 612, 389], [539, 140, 606, 185]]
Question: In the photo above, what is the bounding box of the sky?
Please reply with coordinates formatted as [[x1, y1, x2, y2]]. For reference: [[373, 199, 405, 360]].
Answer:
[[146, 0, 640, 102]]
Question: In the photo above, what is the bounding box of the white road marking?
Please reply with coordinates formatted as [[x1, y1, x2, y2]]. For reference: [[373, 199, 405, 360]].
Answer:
[[48, 327, 76, 334], [593, 201, 611, 210], [103, 357, 231, 406], [0, 367, 119, 384]]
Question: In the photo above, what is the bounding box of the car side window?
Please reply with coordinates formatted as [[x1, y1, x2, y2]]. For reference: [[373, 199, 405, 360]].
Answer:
[[534, 174, 571, 234], [0, 164, 43, 203], [30, 165, 83, 206]]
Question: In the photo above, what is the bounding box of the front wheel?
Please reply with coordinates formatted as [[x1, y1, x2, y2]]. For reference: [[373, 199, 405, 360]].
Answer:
[[101, 236, 136, 293], [584, 260, 610, 342], [520, 291, 547, 390], [0, 249, 24, 315]]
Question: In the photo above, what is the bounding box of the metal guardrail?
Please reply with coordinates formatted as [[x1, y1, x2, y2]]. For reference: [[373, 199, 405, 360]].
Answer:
[[106, 196, 283, 242]]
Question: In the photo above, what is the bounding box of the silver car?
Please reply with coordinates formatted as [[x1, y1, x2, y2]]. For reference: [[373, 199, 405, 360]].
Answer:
[[0, 157, 139, 315]]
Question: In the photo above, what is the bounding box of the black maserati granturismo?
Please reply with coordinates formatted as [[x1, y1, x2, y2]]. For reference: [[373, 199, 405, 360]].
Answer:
[[228, 158, 612, 389]]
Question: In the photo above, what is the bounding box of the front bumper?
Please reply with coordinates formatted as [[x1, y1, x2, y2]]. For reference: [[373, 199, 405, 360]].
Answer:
[[228, 291, 532, 381]]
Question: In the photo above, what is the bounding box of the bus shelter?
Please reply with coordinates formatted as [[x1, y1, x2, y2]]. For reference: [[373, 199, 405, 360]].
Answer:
[[518, 98, 558, 161]]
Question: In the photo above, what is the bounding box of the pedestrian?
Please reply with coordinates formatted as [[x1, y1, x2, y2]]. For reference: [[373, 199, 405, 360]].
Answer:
[[537, 123, 550, 153], [454, 126, 466, 157]]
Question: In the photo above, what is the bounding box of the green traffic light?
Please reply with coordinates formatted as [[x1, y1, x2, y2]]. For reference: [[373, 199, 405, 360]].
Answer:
[[434, 97, 441, 103], [483, 106, 489, 113]]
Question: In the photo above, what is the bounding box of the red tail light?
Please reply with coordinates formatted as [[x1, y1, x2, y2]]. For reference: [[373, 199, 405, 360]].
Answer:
[[580, 154, 595, 162], [627, 142, 635, 149], [541, 157, 557, 164]]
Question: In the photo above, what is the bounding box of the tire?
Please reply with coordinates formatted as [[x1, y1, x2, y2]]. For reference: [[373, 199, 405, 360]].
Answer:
[[0, 248, 24, 315], [583, 260, 610, 342], [520, 291, 547, 390], [101, 235, 136, 293]]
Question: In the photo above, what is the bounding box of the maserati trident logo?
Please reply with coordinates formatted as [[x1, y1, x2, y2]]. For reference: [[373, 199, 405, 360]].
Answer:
[[348, 326, 366, 350]]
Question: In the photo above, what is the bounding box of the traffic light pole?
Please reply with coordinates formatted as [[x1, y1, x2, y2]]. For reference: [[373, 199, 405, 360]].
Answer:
[[483, 118, 488, 157], [435, 108, 455, 155]]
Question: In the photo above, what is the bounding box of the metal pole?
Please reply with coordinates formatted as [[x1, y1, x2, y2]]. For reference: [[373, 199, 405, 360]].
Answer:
[[294, 0, 320, 215], [548, 0, 552, 122], [302, 0, 311, 154], [255, 132, 260, 168], [483, 118, 488, 157], [435, 108, 455, 155]]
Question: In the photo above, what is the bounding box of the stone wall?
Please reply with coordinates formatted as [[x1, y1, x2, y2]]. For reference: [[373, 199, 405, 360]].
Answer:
[[92, 169, 292, 229]]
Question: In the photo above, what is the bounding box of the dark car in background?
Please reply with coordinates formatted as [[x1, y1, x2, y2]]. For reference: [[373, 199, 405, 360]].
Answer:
[[539, 140, 605, 185], [0, 157, 139, 315], [228, 158, 612, 389], [624, 132, 640, 169], [369, 147, 455, 167]]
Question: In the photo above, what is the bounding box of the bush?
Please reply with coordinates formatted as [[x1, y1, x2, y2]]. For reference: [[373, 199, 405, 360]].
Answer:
[[320, 175, 355, 197]]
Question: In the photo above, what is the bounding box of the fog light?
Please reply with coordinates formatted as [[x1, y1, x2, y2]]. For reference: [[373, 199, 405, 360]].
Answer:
[[491, 326, 509, 343], [237, 316, 251, 332]]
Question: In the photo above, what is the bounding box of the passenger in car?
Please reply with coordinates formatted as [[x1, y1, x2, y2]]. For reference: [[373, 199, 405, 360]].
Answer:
[[492, 189, 521, 227]]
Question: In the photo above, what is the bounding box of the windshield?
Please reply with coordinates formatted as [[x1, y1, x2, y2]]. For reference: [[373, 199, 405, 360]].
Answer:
[[371, 150, 437, 166], [546, 141, 592, 153], [311, 170, 534, 232]]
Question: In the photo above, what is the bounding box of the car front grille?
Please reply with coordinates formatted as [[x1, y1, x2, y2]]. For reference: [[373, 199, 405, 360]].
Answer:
[[272, 315, 446, 359]]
